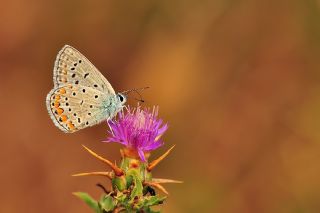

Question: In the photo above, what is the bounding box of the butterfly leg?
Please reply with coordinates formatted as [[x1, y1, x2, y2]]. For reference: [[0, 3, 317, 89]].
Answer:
[[106, 118, 115, 135]]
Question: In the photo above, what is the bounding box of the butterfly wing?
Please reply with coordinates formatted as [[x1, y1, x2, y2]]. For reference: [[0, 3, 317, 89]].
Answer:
[[53, 45, 115, 95], [46, 85, 114, 133]]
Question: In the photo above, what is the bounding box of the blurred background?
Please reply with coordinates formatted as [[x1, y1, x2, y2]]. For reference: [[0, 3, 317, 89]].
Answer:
[[1, 0, 320, 212]]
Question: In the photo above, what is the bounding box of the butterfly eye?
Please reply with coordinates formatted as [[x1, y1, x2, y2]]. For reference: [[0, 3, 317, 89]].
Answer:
[[118, 94, 125, 103]]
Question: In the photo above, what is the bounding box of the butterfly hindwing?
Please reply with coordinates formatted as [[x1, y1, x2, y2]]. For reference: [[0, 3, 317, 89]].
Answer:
[[46, 85, 112, 133], [53, 45, 115, 95]]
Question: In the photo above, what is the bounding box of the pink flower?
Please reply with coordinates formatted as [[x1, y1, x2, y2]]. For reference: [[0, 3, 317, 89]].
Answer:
[[104, 106, 168, 161]]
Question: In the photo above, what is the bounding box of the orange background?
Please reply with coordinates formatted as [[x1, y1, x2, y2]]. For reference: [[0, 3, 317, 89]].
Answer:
[[1, 0, 320, 212]]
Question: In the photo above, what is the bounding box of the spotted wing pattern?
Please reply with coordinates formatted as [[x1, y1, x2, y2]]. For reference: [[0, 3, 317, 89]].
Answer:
[[46, 45, 119, 133], [53, 45, 115, 95], [46, 85, 111, 133]]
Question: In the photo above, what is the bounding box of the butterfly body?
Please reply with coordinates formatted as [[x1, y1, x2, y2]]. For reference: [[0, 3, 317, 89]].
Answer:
[[46, 45, 126, 133], [101, 93, 126, 119]]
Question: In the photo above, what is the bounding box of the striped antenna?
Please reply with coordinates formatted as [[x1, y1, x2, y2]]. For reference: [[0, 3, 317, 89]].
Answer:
[[121, 87, 150, 103]]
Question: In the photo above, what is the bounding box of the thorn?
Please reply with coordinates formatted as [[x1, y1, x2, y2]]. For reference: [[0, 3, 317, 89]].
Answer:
[[144, 181, 169, 195], [148, 145, 175, 171], [72, 171, 113, 179], [152, 178, 183, 184], [82, 145, 124, 176], [96, 183, 110, 194]]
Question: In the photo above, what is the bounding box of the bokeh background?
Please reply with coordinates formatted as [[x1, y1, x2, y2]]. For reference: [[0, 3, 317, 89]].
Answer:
[[1, 0, 320, 212]]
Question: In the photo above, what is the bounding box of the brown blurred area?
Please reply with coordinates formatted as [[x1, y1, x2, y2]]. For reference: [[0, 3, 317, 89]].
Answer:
[[1, 0, 320, 212]]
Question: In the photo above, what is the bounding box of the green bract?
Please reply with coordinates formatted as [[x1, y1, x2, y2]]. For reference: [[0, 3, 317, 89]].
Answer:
[[73, 146, 180, 212]]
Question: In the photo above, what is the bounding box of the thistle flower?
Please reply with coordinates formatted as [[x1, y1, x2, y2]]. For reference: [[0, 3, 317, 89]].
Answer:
[[104, 106, 168, 162], [73, 106, 182, 212]]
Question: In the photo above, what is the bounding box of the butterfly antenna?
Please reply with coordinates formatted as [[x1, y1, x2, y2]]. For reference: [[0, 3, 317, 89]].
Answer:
[[121, 86, 150, 95], [122, 87, 150, 103]]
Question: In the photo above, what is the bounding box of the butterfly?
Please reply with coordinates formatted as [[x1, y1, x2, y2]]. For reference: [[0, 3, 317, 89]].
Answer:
[[46, 45, 127, 133]]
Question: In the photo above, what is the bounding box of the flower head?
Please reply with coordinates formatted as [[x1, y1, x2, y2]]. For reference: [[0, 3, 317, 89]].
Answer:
[[105, 106, 168, 161]]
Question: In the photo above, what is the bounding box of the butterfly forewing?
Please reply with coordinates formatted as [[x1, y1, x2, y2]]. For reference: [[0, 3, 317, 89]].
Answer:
[[54, 45, 115, 95], [46, 85, 111, 133]]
